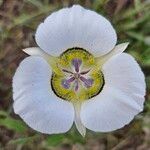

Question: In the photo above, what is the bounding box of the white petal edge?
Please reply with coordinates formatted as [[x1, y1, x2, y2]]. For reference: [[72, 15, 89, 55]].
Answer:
[[35, 5, 117, 56], [13, 56, 74, 134], [81, 53, 146, 132]]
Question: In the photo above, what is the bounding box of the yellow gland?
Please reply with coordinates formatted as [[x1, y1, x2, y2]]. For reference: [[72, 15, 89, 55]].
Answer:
[[51, 48, 104, 101]]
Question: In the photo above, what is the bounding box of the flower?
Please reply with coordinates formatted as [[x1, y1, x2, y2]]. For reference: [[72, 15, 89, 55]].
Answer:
[[13, 5, 146, 137]]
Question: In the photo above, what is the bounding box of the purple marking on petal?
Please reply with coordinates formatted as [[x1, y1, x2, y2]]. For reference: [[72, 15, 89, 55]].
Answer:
[[80, 76, 94, 88], [72, 59, 82, 72]]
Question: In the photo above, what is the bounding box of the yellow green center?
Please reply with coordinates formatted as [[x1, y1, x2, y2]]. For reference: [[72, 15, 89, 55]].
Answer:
[[51, 48, 104, 101]]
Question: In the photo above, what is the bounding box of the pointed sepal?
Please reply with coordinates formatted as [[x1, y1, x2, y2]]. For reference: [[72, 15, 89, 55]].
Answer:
[[96, 42, 129, 66], [23, 47, 63, 75]]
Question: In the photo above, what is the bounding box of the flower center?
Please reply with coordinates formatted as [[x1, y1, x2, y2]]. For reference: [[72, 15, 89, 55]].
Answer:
[[61, 58, 94, 92], [51, 48, 104, 101]]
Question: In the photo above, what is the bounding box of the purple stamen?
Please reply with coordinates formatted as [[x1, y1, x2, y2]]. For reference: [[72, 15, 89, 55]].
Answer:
[[62, 80, 70, 89], [62, 77, 75, 89], [72, 59, 82, 72], [67, 77, 75, 83], [80, 76, 94, 88], [74, 80, 79, 92]]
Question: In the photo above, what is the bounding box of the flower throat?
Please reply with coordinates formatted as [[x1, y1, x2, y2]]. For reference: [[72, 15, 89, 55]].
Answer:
[[51, 48, 104, 101]]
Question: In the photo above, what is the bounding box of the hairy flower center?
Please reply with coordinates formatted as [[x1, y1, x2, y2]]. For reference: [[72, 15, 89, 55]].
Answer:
[[51, 48, 104, 101]]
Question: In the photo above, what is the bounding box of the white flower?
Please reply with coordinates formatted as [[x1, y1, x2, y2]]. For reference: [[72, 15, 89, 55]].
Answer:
[[13, 5, 146, 137]]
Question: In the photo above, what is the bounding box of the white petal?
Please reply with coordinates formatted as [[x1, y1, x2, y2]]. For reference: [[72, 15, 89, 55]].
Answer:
[[81, 53, 146, 132], [35, 5, 117, 56], [13, 56, 74, 134]]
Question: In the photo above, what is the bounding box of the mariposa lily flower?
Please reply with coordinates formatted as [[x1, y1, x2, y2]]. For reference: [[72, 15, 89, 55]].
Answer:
[[13, 5, 146, 137]]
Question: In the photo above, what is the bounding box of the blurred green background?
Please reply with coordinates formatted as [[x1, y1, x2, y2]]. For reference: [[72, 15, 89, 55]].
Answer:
[[0, 0, 150, 150]]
